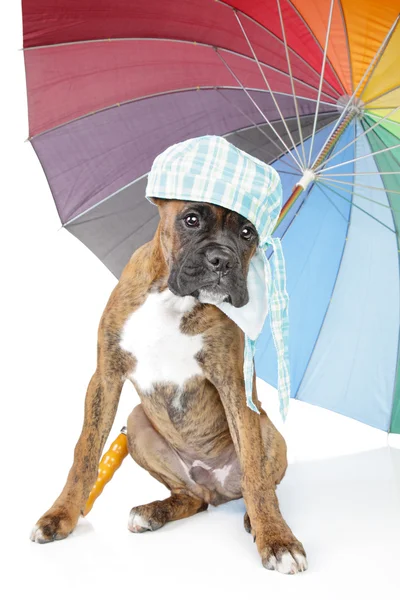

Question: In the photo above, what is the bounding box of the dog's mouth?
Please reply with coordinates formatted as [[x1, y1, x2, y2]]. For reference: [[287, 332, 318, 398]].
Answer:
[[190, 285, 232, 306], [169, 275, 248, 308], [169, 278, 232, 305]]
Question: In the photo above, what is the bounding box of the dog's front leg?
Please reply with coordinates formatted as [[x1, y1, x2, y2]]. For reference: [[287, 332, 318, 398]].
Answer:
[[217, 374, 307, 574], [31, 369, 123, 543]]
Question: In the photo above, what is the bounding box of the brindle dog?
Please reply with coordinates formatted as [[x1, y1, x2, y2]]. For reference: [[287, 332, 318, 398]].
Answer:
[[31, 199, 307, 574]]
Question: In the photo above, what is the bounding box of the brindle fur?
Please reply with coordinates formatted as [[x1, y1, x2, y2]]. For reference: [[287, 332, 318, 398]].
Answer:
[[31, 200, 306, 571]]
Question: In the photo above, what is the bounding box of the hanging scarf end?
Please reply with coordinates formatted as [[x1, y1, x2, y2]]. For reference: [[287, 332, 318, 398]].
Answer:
[[246, 391, 261, 414], [279, 400, 289, 422]]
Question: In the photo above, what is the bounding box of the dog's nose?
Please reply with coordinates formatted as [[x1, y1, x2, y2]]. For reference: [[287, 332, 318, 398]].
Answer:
[[205, 247, 234, 274]]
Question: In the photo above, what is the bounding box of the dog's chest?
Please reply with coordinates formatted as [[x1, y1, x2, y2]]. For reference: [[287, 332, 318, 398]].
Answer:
[[120, 290, 203, 392]]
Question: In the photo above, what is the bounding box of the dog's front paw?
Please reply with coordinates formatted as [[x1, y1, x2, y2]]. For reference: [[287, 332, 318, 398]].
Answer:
[[261, 540, 308, 575], [30, 506, 79, 544]]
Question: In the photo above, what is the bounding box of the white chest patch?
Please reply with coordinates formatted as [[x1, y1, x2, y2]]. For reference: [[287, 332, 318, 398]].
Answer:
[[120, 289, 203, 392]]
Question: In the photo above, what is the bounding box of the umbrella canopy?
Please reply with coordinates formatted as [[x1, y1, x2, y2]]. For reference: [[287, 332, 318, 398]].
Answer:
[[22, 0, 400, 433]]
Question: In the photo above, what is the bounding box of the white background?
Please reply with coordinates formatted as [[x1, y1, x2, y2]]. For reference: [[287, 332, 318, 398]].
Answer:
[[2, 3, 400, 599]]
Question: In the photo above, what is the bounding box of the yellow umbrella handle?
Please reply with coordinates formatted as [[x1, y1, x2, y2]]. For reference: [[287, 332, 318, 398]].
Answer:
[[83, 426, 128, 516]]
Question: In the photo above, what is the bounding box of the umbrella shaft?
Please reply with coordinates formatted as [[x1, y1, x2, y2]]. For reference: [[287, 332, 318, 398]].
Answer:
[[83, 427, 128, 516], [275, 110, 356, 229], [314, 111, 356, 170]]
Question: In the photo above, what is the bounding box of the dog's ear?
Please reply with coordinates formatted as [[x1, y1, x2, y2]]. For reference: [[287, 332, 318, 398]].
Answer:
[[150, 197, 167, 209]]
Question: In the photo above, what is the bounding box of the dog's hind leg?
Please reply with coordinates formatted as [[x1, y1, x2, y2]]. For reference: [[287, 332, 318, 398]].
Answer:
[[128, 494, 208, 533], [126, 405, 208, 532]]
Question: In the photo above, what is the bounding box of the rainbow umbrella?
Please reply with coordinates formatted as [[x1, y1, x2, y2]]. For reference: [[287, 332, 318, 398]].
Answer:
[[22, 0, 400, 433]]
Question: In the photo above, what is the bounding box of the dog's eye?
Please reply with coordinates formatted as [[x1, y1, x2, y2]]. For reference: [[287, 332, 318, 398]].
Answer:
[[240, 226, 254, 240], [184, 214, 200, 228]]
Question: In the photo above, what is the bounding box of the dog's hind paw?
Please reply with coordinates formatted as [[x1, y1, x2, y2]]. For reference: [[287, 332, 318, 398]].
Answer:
[[128, 509, 163, 533]]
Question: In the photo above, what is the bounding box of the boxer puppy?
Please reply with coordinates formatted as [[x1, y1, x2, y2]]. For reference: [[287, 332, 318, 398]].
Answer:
[[30, 199, 307, 574]]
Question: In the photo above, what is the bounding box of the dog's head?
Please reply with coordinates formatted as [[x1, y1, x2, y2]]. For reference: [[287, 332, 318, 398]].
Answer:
[[153, 199, 259, 308]]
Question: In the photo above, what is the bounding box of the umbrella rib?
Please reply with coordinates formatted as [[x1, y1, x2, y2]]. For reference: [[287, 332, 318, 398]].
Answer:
[[336, 0, 354, 92], [68, 207, 158, 227], [64, 173, 149, 226], [276, 0, 307, 167], [319, 172, 400, 177], [365, 122, 400, 171], [285, 0, 346, 96], [29, 85, 337, 141], [216, 88, 301, 172], [317, 107, 400, 171], [316, 179, 400, 212], [318, 182, 397, 233], [24, 37, 339, 102], [24, 30, 342, 101], [319, 176, 400, 197], [215, 48, 304, 171], [363, 84, 400, 108], [233, 11, 305, 169], [316, 141, 400, 174], [311, 16, 400, 170], [308, 0, 335, 167], [315, 183, 349, 221]]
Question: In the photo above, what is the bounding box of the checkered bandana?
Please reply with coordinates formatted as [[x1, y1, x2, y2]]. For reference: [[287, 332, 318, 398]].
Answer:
[[146, 135, 290, 420]]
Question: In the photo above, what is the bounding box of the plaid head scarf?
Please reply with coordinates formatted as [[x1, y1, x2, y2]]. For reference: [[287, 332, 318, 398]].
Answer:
[[145, 135, 290, 420]]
